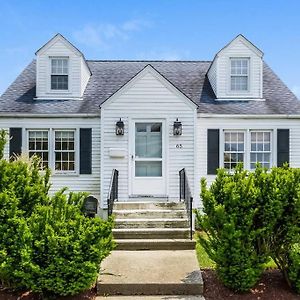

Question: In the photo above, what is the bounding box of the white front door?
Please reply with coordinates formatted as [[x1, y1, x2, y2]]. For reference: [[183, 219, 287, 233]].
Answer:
[[131, 121, 166, 196]]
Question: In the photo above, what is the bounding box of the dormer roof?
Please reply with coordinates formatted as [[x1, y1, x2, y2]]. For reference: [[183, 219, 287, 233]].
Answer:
[[35, 33, 92, 75], [215, 34, 264, 58]]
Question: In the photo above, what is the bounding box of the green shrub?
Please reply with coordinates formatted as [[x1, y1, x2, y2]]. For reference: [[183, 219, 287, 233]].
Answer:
[[25, 190, 115, 296], [196, 164, 300, 293], [0, 153, 50, 288], [0, 193, 34, 288], [288, 243, 300, 293], [263, 167, 300, 291], [196, 166, 268, 292], [0, 130, 115, 296]]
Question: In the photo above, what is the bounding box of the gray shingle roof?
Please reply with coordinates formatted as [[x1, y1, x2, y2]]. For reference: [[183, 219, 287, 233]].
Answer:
[[0, 59, 299, 115]]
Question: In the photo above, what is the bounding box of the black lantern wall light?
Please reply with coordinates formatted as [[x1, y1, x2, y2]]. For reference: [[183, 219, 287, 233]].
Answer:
[[116, 118, 124, 135], [173, 118, 182, 136]]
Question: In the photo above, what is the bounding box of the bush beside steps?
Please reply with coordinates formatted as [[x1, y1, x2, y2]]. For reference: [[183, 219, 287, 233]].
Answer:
[[0, 129, 115, 298]]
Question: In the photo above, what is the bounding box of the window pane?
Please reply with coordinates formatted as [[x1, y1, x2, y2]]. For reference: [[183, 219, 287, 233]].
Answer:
[[250, 131, 272, 170], [231, 76, 248, 91], [51, 58, 68, 74], [135, 161, 162, 177], [223, 131, 245, 171], [135, 123, 162, 158], [51, 75, 68, 90], [28, 130, 49, 168], [54, 130, 75, 171], [151, 123, 161, 132]]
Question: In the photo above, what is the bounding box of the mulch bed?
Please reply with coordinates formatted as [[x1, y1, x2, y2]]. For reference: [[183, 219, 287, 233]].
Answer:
[[203, 268, 300, 300], [1, 269, 299, 299], [0, 287, 97, 300]]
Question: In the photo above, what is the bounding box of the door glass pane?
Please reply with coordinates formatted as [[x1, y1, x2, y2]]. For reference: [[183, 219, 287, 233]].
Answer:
[[135, 161, 162, 177], [135, 123, 162, 158]]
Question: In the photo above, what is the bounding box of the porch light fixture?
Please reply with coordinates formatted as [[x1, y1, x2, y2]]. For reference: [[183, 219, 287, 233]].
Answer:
[[116, 118, 124, 135], [83, 196, 98, 218], [173, 118, 182, 136]]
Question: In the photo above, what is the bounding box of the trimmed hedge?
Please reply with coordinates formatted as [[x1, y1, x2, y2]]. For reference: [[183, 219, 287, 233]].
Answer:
[[0, 130, 114, 296], [196, 164, 300, 293]]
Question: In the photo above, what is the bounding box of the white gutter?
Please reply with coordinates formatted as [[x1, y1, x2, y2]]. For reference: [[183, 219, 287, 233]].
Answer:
[[0, 113, 100, 118], [198, 113, 300, 119]]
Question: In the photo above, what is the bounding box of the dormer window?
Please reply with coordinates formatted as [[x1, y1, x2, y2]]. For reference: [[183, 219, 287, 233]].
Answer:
[[230, 58, 249, 91], [51, 57, 69, 90]]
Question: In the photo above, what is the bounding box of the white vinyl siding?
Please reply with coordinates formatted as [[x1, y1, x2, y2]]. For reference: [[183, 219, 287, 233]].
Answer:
[[196, 117, 300, 209], [208, 36, 263, 99], [81, 58, 90, 95], [101, 68, 196, 206], [36, 36, 90, 99], [207, 59, 217, 95], [0, 118, 101, 201]]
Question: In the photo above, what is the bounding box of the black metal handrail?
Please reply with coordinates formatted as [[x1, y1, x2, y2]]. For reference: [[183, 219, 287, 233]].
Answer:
[[107, 169, 119, 216], [179, 168, 193, 240]]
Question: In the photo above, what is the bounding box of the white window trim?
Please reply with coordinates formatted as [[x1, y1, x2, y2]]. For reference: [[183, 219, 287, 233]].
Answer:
[[27, 129, 49, 169], [48, 56, 71, 94], [228, 57, 251, 95], [221, 130, 246, 171], [25, 128, 79, 176], [221, 129, 275, 171], [52, 129, 79, 175], [249, 130, 273, 170]]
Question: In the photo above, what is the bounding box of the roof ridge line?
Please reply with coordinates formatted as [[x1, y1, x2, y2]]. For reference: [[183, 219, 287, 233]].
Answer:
[[86, 59, 212, 63]]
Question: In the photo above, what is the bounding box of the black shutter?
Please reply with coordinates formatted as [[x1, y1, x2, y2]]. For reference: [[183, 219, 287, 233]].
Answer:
[[207, 129, 220, 175], [80, 128, 92, 174], [9, 128, 22, 159], [277, 129, 289, 167]]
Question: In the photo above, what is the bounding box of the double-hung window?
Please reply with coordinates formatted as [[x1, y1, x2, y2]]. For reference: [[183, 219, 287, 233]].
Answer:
[[250, 131, 271, 169], [28, 130, 49, 169], [54, 130, 75, 172], [224, 131, 245, 171], [223, 130, 272, 171], [230, 58, 249, 91], [51, 58, 68, 90]]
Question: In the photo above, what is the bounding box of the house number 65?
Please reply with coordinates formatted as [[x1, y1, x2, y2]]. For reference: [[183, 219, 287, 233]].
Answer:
[[176, 144, 183, 149]]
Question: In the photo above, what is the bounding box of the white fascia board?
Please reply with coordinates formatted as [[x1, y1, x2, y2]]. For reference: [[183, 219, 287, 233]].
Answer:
[[215, 98, 265, 102], [100, 64, 198, 110], [0, 113, 100, 118], [198, 113, 300, 119]]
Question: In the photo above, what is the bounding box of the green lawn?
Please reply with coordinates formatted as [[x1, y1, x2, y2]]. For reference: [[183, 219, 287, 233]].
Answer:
[[196, 241, 215, 269], [195, 237, 277, 269]]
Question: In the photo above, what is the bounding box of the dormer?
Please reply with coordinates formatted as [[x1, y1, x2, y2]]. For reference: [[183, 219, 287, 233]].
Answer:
[[35, 33, 91, 100], [207, 34, 264, 100]]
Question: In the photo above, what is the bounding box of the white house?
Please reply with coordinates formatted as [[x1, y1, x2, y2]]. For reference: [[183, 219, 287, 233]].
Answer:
[[1, 33, 299, 219]]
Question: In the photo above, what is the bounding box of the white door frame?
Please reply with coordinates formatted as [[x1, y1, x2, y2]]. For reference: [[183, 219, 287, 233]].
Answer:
[[128, 117, 168, 197]]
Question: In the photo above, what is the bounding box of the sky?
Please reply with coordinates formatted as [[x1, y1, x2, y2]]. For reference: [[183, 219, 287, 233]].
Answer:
[[0, 0, 300, 98]]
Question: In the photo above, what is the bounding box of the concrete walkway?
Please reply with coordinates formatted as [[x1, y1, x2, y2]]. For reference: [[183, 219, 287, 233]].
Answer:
[[97, 250, 203, 296]]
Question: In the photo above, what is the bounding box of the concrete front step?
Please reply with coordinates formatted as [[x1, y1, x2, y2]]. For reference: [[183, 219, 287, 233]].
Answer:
[[114, 209, 186, 219], [97, 250, 203, 296], [115, 218, 189, 229], [114, 202, 185, 210], [113, 228, 190, 239], [115, 239, 196, 250]]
